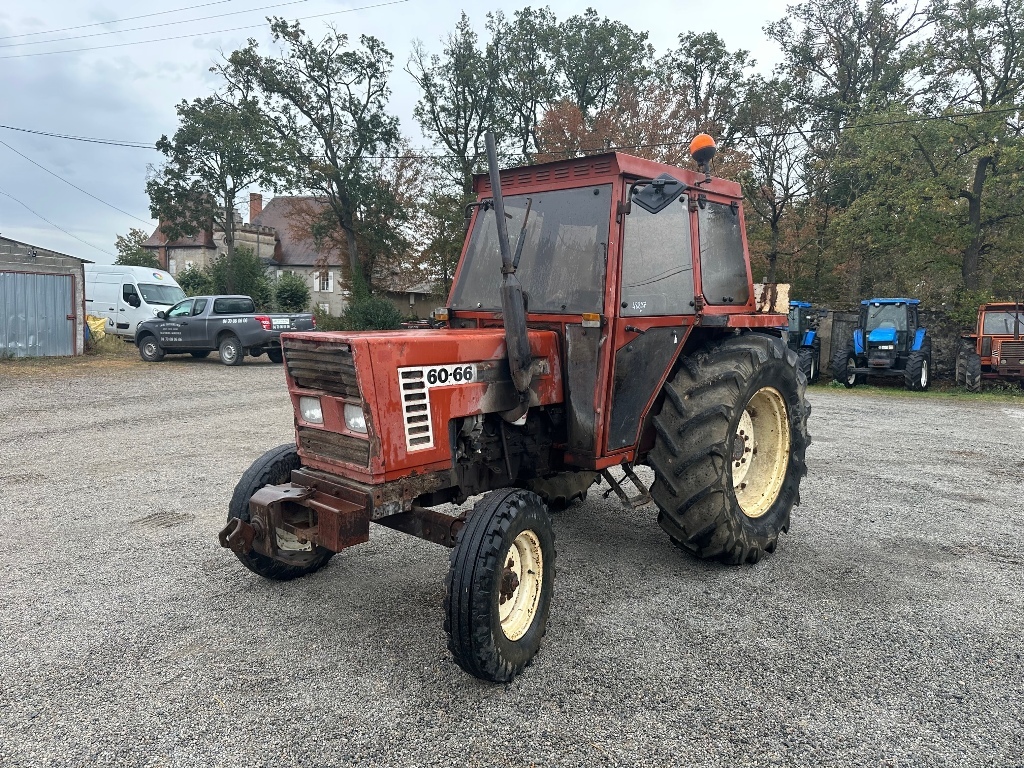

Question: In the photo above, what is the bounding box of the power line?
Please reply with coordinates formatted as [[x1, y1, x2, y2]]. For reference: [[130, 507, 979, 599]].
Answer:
[[0, 0, 312, 50], [0, 186, 116, 256], [1, 101, 1016, 162], [0, 140, 153, 225], [0, 124, 153, 149], [0, 0, 410, 60], [0, 0, 238, 41]]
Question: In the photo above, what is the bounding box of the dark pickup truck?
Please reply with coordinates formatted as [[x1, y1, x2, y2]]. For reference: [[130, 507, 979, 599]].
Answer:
[[135, 295, 316, 365]]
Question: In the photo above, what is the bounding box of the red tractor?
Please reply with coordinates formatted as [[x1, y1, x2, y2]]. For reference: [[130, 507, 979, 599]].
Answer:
[[219, 132, 811, 682], [956, 302, 1024, 391]]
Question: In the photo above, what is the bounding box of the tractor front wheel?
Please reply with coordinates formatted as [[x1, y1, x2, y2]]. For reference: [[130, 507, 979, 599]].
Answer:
[[797, 347, 815, 384], [832, 346, 861, 388], [444, 489, 555, 682], [648, 333, 810, 564], [226, 444, 334, 580], [904, 343, 931, 391]]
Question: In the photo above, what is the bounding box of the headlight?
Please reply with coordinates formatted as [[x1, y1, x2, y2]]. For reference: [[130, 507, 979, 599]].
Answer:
[[299, 396, 323, 424], [152, 307, 160, 316], [344, 403, 367, 433]]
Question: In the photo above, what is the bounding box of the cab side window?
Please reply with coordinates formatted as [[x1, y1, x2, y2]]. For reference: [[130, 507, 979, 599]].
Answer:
[[122, 284, 141, 306], [167, 300, 194, 318], [192, 299, 208, 316]]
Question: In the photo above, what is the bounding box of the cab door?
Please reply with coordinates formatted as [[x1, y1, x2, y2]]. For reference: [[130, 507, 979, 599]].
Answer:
[[157, 299, 194, 350], [606, 192, 696, 452]]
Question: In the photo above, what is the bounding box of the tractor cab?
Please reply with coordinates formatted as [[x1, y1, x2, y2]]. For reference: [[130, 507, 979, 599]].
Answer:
[[786, 301, 821, 382], [833, 298, 931, 390], [956, 302, 1024, 391]]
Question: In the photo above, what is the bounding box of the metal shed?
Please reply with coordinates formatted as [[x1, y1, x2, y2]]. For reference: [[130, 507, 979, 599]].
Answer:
[[0, 236, 88, 358]]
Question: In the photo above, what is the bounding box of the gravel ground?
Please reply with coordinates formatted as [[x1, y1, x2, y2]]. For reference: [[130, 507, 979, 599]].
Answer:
[[1, 355, 1022, 767]]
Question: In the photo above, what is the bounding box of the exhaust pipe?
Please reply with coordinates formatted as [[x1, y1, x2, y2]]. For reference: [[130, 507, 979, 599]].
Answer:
[[484, 131, 533, 398]]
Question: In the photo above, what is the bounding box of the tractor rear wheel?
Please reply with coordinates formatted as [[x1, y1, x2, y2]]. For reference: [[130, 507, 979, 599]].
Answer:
[[444, 489, 555, 682], [226, 443, 334, 580], [810, 338, 821, 383], [648, 333, 810, 564], [964, 348, 982, 392], [904, 343, 931, 391]]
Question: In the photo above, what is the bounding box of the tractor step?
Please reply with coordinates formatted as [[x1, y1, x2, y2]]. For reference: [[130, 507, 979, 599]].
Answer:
[[849, 366, 904, 377], [600, 466, 652, 508]]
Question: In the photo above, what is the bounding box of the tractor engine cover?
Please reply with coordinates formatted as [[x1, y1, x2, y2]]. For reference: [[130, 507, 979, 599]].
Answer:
[[279, 328, 564, 485]]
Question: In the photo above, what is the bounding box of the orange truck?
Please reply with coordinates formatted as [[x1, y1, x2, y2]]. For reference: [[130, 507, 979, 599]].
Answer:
[[219, 132, 811, 682]]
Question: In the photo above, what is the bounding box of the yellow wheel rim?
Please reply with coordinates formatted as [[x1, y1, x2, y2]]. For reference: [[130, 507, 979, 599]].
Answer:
[[498, 530, 544, 641], [732, 387, 791, 519]]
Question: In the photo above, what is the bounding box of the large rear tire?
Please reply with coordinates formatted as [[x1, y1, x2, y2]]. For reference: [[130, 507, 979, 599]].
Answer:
[[964, 348, 982, 393], [444, 489, 555, 682], [648, 333, 810, 564], [797, 347, 815, 384], [226, 444, 334, 580]]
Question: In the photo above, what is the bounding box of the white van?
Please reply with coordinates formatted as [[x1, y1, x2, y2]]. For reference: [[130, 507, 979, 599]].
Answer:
[[84, 265, 186, 340]]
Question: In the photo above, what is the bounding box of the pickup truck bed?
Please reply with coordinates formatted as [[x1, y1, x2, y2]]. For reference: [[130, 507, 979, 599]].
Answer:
[[135, 294, 316, 365]]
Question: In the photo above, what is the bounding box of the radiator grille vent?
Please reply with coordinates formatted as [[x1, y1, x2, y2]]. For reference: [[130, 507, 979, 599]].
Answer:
[[283, 339, 360, 401], [296, 426, 370, 466], [998, 341, 1024, 361], [398, 368, 434, 451]]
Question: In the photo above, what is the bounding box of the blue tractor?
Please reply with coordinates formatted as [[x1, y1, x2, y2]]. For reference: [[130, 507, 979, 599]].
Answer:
[[831, 298, 931, 391], [787, 301, 821, 383]]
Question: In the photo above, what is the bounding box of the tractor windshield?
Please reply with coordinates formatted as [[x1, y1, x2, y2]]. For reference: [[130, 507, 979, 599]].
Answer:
[[983, 311, 1023, 335], [865, 304, 908, 332], [451, 185, 611, 314]]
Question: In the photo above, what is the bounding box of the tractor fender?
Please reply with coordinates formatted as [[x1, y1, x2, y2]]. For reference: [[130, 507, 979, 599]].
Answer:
[[853, 328, 865, 355], [911, 328, 927, 351]]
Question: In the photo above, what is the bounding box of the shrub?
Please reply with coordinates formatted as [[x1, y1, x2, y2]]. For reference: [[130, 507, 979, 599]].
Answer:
[[176, 265, 214, 296], [275, 272, 311, 312], [340, 295, 403, 331]]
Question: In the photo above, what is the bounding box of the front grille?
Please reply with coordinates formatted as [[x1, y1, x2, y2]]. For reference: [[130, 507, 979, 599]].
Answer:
[[297, 426, 370, 466], [998, 341, 1024, 363], [283, 339, 360, 401], [398, 367, 434, 451]]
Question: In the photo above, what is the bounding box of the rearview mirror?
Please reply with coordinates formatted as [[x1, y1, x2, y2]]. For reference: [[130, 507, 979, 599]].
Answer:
[[630, 173, 686, 214], [156, 311, 165, 319], [128, 295, 141, 308]]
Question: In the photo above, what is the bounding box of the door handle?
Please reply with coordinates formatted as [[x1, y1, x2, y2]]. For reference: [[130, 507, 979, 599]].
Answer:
[[179, 321, 188, 325]]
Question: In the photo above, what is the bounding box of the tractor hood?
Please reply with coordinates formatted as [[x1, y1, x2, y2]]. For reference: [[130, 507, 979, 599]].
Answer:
[[279, 328, 563, 482], [867, 327, 898, 344]]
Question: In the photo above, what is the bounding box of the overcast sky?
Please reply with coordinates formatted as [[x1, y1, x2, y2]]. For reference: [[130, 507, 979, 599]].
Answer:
[[0, 0, 787, 264]]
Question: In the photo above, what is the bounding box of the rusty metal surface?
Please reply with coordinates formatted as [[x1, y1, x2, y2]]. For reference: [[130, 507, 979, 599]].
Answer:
[[564, 323, 602, 456], [218, 517, 256, 555], [283, 339, 361, 401], [373, 506, 466, 548], [290, 466, 451, 520], [296, 426, 370, 466], [242, 481, 369, 557]]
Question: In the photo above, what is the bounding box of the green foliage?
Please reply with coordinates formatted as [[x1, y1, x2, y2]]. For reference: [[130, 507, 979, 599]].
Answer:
[[114, 228, 159, 268], [948, 289, 996, 330], [207, 246, 273, 309], [176, 265, 213, 296], [340, 294, 403, 331], [219, 20, 402, 283], [311, 294, 402, 332], [275, 272, 311, 312], [147, 94, 275, 258]]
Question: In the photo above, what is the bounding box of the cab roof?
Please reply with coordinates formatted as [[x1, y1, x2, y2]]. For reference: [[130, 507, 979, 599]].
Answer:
[[861, 298, 920, 306], [790, 301, 812, 308], [473, 150, 742, 199]]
